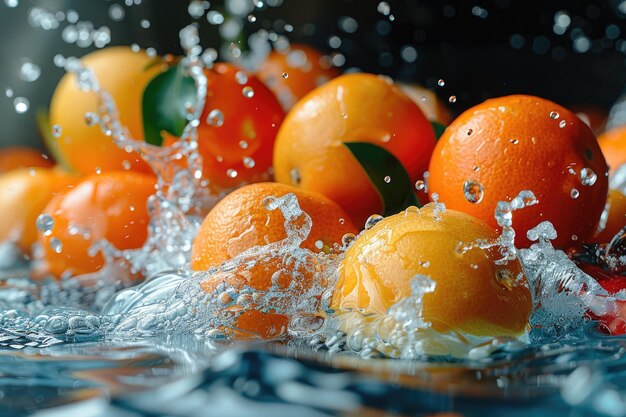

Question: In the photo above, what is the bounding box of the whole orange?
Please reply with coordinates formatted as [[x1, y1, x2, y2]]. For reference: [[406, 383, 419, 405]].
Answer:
[[0, 168, 75, 253], [332, 204, 532, 337], [35, 171, 155, 278], [598, 126, 626, 175], [428, 95, 608, 248], [163, 63, 284, 193], [49, 46, 164, 175], [273, 73, 436, 226], [0, 147, 53, 174], [191, 182, 358, 339], [256, 44, 339, 110]]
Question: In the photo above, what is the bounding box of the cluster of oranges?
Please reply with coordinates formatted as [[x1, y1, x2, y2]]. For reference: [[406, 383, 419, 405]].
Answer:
[[3, 42, 626, 340]]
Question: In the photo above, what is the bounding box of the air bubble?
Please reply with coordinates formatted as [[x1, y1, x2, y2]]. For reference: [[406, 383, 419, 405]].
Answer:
[[36, 214, 54, 236], [463, 180, 484, 204], [242, 86, 255, 98]]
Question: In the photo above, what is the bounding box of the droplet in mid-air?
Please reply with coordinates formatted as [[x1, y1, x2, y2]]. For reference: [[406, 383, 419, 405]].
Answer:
[[463, 180, 484, 204], [384, 175, 391, 183], [415, 180, 425, 191], [437, 79, 445, 87], [448, 95, 457, 103], [19, 60, 41, 82], [13, 97, 29, 114]]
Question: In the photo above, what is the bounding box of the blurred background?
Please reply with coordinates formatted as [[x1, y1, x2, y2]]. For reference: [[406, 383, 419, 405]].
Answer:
[[1, 0, 626, 149]]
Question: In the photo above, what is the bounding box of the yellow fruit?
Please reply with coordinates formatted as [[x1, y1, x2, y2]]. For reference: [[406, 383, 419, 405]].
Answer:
[[332, 204, 532, 337]]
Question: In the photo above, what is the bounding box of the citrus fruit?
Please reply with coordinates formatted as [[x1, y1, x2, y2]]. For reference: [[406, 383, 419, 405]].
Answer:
[[191, 182, 358, 338], [332, 204, 532, 337], [273, 73, 436, 226], [256, 44, 339, 110], [35, 171, 155, 278], [571, 105, 607, 137], [428, 95, 608, 248], [0, 147, 53, 174], [0, 168, 75, 253], [398, 83, 452, 125], [591, 189, 626, 244], [163, 63, 284, 193], [598, 125, 626, 175], [49, 46, 165, 175]]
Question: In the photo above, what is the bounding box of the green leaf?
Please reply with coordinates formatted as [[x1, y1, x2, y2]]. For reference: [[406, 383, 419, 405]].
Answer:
[[142, 63, 197, 146], [431, 121, 446, 140], [345, 142, 420, 216]]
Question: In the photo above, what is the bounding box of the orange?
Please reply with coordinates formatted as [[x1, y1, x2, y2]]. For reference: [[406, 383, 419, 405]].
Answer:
[[35, 171, 155, 278], [571, 105, 607, 137], [273, 73, 436, 226], [599, 125, 626, 175], [0, 147, 53, 173], [428, 95, 608, 248], [332, 204, 532, 337], [191, 182, 358, 338], [0, 168, 75, 253], [49, 46, 165, 175], [398, 83, 453, 125], [163, 63, 284, 192], [256, 44, 339, 110], [592, 189, 626, 244]]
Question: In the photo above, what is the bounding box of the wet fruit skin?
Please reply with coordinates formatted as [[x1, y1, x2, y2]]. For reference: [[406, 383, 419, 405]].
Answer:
[[35, 171, 155, 279], [49, 46, 164, 175], [591, 189, 626, 244], [428, 95, 608, 248], [598, 126, 626, 175], [273, 73, 436, 226], [0, 147, 53, 174], [332, 204, 532, 337], [0, 168, 75, 253], [191, 182, 358, 339], [256, 44, 340, 110], [163, 63, 285, 193]]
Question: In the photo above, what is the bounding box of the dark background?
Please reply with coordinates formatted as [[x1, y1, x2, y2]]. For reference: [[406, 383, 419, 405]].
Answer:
[[1, 0, 625, 149]]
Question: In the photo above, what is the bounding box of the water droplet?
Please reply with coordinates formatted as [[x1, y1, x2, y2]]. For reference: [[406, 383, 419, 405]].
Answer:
[[571, 234, 578, 241], [36, 214, 54, 236], [108, 4, 125, 21], [549, 111, 560, 119], [253, 0, 265, 7], [226, 169, 238, 178], [342, 233, 356, 246], [463, 180, 484, 204], [314, 240, 324, 250], [473, 166, 480, 172], [4, 88, 13, 98], [243, 157, 256, 168], [377, 1, 391, 15], [282, 72, 289, 79], [339, 218, 346, 225], [19, 60, 41, 82], [570, 188, 580, 199], [365, 214, 384, 230], [51, 125, 62, 138], [580, 168, 597, 186], [206, 109, 225, 126], [84, 112, 98, 126], [384, 176, 391, 183], [448, 95, 457, 103], [559, 119, 567, 128], [247, 14, 257, 22], [13, 97, 29, 114], [437, 79, 445, 87], [510, 138, 519, 144], [415, 180, 425, 191], [49, 237, 63, 254], [235, 71, 248, 85], [140, 19, 150, 29], [4, 0, 19, 8], [290, 168, 301, 185], [242, 86, 255, 98]]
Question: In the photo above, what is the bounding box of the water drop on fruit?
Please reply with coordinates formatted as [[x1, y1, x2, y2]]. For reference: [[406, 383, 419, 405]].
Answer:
[[365, 214, 384, 230], [580, 167, 597, 186], [206, 109, 225, 126], [570, 188, 580, 199], [549, 111, 559, 119], [49, 237, 63, 254], [242, 86, 255, 98], [463, 180, 484, 204], [36, 214, 54, 236]]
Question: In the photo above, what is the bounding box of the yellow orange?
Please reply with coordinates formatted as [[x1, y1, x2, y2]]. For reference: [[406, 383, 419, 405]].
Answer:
[[332, 204, 532, 337], [398, 83, 453, 125], [0, 147, 53, 174]]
